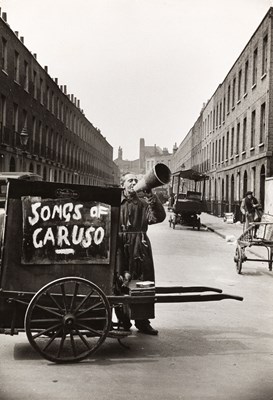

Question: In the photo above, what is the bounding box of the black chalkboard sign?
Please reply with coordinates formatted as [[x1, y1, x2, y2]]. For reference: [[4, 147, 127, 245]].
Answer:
[[21, 196, 111, 264]]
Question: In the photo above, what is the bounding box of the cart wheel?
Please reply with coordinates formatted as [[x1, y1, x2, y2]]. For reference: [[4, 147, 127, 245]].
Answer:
[[268, 248, 273, 271], [234, 245, 243, 274], [25, 277, 111, 363]]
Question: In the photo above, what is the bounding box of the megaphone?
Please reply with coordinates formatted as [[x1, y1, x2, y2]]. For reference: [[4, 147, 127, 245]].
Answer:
[[133, 163, 171, 193]]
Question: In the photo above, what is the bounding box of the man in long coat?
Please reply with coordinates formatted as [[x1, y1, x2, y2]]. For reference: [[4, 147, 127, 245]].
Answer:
[[115, 172, 166, 335]]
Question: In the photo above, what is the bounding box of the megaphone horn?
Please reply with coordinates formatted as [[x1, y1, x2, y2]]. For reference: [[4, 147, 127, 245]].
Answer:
[[133, 163, 171, 193]]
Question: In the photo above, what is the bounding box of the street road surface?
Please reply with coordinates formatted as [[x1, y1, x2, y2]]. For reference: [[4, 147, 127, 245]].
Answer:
[[0, 211, 273, 400]]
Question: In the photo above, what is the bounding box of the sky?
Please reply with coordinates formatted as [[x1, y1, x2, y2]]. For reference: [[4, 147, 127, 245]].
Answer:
[[1, 0, 273, 160]]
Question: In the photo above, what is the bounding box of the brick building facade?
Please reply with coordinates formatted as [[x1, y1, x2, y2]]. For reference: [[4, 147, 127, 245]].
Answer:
[[172, 8, 273, 220], [0, 11, 118, 186]]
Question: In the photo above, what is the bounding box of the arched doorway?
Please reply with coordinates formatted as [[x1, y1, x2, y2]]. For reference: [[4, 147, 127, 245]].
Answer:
[[208, 178, 212, 213], [243, 171, 248, 197], [9, 157, 16, 172], [260, 165, 265, 208], [213, 178, 217, 215], [231, 175, 234, 204], [226, 175, 229, 212], [43, 166, 47, 181], [29, 162, 34, 173], [221, 178, 225, 215]]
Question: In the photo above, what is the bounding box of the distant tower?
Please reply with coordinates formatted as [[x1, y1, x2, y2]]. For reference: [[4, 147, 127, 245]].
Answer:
[[139, 138, 145, 173], [118, 146, 123, 160]]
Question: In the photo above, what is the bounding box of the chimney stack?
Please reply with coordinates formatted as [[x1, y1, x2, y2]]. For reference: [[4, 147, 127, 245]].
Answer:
[[15, 31, 19, 37], [20, 36, 24, 44], [2, 12, 7, 22]]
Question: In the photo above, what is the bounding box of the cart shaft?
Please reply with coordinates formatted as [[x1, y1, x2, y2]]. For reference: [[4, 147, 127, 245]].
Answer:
[[108, 293, 243, 305], [155, 286, 222, 294]]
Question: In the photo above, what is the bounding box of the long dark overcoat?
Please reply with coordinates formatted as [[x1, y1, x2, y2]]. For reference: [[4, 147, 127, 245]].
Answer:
[[116, 193, 166, 282]]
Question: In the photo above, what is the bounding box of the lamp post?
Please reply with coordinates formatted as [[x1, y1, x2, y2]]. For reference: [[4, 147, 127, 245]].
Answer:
[[19, 124, 29, 171]]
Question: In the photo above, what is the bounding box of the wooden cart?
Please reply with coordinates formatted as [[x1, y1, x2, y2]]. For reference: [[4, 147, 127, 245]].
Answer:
[[0, 179, 243, 363], [234, 214, 273, 274]]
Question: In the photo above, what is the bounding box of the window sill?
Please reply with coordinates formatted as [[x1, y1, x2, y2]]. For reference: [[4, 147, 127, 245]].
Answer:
[[241, 151, 246, 155], [243, 92, 248, 98], [235, 154, 239, 158], [1, 69, 8, 76], [251, 83, 257, 90], [237, 99, 241, 105], [227, 111, 230, 116], [231, 106, 235, 111], [261, 72, 267, 80], [259, 142, 264, 147], [250, 147, 255, 151], [230, 156, 234, 160]]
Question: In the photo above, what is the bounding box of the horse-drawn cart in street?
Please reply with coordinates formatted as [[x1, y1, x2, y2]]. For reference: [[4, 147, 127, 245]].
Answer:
[[0, 179, 243, 363]]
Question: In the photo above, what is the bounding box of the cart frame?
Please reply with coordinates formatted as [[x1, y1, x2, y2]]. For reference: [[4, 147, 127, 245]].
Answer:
[[0, 179, 243, 363], [234, 214, 273, 274]]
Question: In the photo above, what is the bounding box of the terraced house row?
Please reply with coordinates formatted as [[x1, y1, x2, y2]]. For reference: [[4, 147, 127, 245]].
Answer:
[[172, 7, 273, 220], [0, 10, 118, 185]]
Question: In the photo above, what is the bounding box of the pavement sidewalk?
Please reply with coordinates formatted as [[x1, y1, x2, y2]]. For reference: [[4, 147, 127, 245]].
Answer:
[[201, 212, 267, 260], [201, 212, 243, 240]]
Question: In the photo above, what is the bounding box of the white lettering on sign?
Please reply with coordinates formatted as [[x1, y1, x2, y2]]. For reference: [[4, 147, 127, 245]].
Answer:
[[90, 205, 109, 218], [28, 203, 84, 226], [56, 249, 75, 255], [27, 201, 108, 255]]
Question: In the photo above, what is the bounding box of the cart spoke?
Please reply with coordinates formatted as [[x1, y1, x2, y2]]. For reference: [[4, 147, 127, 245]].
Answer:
[[76, 301, 104, 317], [33, 303, 63, 317], [76, 322, 104, 337], [30, 318, 60, 323], [77, 316, 107, 322], [60, 283, 68, 313], [32, 323, 62, 339], [70, 332, 77, 357], [57, 332, 66, 359], [69, 282, 79, 312], [42, 327, 63, 351], [46, 292, 64, 313], [74, 328, 91, 349], [73, 289, 94, 313]]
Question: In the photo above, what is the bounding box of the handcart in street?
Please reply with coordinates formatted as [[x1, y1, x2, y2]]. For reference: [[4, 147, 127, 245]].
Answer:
[[169, 169, 208, 230], [0, 179, 243, 363], [234, 214, 273, 274]]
